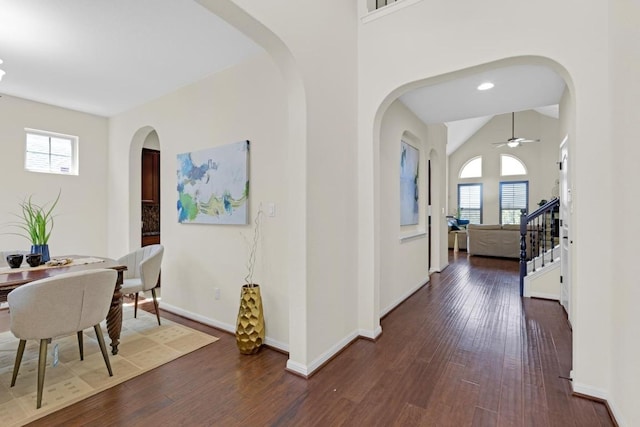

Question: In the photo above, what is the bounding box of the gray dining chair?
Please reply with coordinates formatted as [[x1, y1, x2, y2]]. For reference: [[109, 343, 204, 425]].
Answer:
[[117, 244, 164, 325], [8, 268, 117, 409]]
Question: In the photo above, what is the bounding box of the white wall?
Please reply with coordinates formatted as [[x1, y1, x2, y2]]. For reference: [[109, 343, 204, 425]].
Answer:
[[205, 0, 360, 374], [379, 100, 433, 315], [143, 131, 160, 150], [107, 54, 290, 348], [609, 1, 640, 425], [0, 95, 109, 257], [427, 125, 450, 273], [448, 110, 560, 224]]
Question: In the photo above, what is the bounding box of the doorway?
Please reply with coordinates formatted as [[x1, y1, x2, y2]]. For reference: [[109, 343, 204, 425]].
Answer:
[[427, 159, 432, 271], [559, 136, 571, 324], [141, 131, 160, 247]]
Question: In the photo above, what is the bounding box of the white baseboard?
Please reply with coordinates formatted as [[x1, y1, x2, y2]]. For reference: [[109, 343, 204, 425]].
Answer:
[[380, 277, 429, 317], [572, 381, 625, 426], [159, 302, 289, 353], [287, 329, 360, 377], [605, 399, 625, 427], [359, 326, 382, 340], [572, 381, 608, 400], [286, 359, 309, 376], [526, 291, 560, 300]]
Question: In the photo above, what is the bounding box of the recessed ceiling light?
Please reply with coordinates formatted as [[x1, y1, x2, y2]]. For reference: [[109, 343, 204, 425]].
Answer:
[[477, 82, 494, 91]]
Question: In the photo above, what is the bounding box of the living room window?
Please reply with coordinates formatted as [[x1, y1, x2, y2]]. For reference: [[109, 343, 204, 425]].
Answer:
[[500, 181, 528, 224], [459, 156, 482, 178], [500, 154, 527, 176], [458, 183, 482, 224], [25, 129, 78, 175]]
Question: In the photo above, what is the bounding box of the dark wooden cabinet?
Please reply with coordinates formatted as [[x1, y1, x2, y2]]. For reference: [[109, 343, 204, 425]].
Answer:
[[141, 148, 160, 247], [141, 149, 160, 204], [142, 234, 160, 247]]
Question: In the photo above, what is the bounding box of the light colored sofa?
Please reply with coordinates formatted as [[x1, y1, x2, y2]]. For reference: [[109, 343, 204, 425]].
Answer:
[[467, 224, 522, 258]]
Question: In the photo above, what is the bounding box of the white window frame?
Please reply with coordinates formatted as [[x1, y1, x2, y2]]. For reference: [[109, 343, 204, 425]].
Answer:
[[500, 154, 528, 176], [459, 156, 482, 179], [25, 128, 79, 175]]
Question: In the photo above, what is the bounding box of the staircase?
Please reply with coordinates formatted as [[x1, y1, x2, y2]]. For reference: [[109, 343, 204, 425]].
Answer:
[[519, 198, 560, 297], [523, 246, 561, 299]]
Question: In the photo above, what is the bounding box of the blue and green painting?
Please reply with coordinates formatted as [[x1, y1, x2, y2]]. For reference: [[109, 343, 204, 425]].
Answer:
[[177, 140, 249, 224], [400, 141, 419, 226]]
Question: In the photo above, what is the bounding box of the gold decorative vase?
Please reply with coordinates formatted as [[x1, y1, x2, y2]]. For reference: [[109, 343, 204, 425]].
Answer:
[[236, 284, 265, 354]]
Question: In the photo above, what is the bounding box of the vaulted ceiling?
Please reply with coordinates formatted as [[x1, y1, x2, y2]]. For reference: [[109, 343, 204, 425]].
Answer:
[[399, 65, 565, 155]]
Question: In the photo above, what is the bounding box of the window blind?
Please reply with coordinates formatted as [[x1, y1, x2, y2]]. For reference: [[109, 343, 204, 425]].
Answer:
[[500, 181, 528, 224], [458, 183, 482, 224]]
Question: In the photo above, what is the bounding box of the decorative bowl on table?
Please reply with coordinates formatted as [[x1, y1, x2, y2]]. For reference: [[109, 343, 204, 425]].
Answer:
[[6, 254, 24, 268], [26, 253, 42, 267]]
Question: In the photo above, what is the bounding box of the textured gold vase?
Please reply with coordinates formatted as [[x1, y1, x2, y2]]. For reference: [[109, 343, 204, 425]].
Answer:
[[236, 284, 265, 354]]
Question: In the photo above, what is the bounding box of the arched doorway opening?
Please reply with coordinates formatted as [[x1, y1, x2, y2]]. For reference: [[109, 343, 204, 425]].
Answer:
[[366, 55, 575, 345]]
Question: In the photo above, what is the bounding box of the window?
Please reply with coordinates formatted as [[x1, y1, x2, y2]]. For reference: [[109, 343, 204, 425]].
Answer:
[[500, 181, 529, 224], [458, 183, 482, 224], [501, 154, 527, 176], [375, 0, 398, 9], [25, 129, 78, 175], [459, 156, 482, 178]]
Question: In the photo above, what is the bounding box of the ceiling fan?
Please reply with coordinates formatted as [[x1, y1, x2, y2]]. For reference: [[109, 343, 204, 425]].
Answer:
[[492, 112, 540, 148]]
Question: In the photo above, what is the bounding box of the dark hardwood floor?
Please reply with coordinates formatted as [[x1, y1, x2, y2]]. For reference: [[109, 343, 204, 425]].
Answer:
[[0, 252, 613, 426]]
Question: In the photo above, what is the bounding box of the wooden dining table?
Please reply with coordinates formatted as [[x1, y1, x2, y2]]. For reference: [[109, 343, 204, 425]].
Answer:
[[0, 256, 127, 355]]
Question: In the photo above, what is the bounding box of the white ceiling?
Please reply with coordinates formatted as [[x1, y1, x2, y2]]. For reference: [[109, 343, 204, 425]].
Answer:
[[0, 0, 263, 116], [0, 1, 566, 151], [399, 65, 566, 154]]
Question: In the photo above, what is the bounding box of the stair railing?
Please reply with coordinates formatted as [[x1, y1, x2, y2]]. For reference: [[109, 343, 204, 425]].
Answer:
[[519, 197, 560, 296]]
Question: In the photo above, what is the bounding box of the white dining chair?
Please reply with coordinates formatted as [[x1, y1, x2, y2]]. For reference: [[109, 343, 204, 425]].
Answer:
[[8, 268, 117, 409], [117, 244, 164, 325]]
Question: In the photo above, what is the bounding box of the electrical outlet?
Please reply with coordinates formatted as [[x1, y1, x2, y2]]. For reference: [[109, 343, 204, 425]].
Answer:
[[214, 288, 220, 300]]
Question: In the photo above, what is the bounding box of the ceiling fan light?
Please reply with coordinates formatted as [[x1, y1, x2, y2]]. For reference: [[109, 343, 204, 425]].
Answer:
[[477, 82, 494, 91], [507, 140, 519, 148]]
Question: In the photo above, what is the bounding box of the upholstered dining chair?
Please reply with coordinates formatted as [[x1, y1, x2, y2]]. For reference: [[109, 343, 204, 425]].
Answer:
[[8, 268, 117, 409], [117, 244, 164, 326]]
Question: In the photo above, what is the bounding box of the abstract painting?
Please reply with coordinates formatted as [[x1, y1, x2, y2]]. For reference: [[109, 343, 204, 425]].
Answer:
[[177, 140, 249, 224], [400, 141, 419, 225]]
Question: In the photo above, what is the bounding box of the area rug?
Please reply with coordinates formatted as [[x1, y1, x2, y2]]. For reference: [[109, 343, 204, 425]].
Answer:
[[0, 305, 218, 426]]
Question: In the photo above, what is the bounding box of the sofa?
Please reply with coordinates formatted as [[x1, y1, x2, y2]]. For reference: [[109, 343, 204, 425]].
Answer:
[[467, 224, 522, 258]]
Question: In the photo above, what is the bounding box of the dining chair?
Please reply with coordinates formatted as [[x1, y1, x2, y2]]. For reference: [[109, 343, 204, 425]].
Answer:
[[8, 268, 117, 409], [117, 244, 164, 325]]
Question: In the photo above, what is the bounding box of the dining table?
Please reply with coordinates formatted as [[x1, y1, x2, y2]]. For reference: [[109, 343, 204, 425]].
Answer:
[[0, 255, 127, 355]]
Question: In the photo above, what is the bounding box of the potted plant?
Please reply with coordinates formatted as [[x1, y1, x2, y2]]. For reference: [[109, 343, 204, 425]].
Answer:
[[235, 205, 265, 354], [9, 190, 61, 263]]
